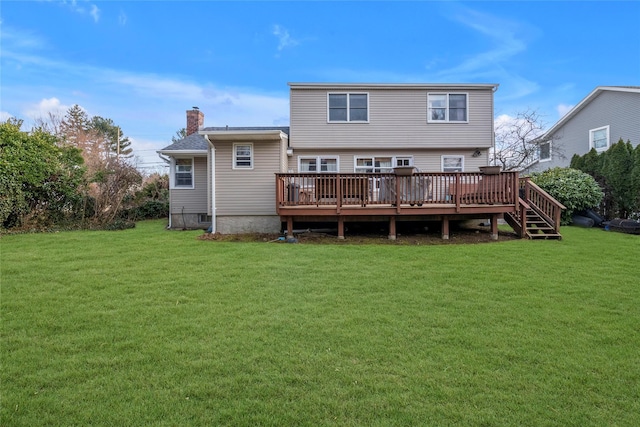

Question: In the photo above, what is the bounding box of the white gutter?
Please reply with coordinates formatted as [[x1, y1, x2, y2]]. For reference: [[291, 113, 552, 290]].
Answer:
[[204, 134, 216, 233]]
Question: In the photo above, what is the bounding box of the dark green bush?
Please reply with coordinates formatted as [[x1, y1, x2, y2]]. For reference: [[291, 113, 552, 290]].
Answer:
[[102, 219, 136, 231], [529, 167, 603, 225], [122, 200, 169, 221], [571, 139, 640, 219]]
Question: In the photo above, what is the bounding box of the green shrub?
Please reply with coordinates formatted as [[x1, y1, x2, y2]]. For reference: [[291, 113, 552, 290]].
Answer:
[[122, 200, 169, 221], [102, 219, 136, 230], [529, 167, 603, 225], [571, 139, 640, 219]]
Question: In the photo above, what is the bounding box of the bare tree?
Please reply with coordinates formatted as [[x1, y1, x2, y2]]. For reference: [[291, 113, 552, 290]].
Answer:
[[492, 109, 562, 171]]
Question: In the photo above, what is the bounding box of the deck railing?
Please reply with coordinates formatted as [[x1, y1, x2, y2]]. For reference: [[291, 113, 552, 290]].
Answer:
[[276, 171, 519, 209], [519, 177, 566, 234]]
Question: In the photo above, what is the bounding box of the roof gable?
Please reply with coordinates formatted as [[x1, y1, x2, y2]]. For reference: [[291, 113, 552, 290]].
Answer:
[[544, 86, 640, 137]]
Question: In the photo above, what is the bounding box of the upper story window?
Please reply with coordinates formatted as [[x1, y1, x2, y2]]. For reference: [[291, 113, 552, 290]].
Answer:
[[171, 158, 194, 189], [428, 93, 468, 123], [539, 141, 551, 162], [441, 155, 464, 172], [299, 156, 338, 172], [589, 125, 610, 152], [233, 143, 253, 169], [328, 93, 369, 122]]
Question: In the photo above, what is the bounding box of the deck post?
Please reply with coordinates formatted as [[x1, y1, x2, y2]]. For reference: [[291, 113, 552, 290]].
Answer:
[[286, 216, 293, 237], [441, 216, 449, 240], [337, 217, 345, 239], [490, 213, 499, 240], [388, 216, 396, 240]]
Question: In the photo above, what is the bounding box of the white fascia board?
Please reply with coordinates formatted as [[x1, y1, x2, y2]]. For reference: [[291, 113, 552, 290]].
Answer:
[[199, 130, 288, 142], [288, 82, 499, 91], [156, 149, 208, 156]]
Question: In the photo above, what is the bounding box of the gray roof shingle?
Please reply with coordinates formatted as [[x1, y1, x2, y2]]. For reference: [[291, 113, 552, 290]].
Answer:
[[159, 126, 290, 151]]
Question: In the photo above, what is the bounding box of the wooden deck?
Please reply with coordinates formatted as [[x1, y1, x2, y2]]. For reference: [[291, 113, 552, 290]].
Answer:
[[276, 171, 522, 239]]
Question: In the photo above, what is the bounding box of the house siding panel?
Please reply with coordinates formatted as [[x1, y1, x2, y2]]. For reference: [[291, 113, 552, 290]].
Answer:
[[288, 148, 489, 173], [290, 87, 495, 150], [214, 141, 281, 216], [169, 156, 208, 214], [534, 90, 640, 170]]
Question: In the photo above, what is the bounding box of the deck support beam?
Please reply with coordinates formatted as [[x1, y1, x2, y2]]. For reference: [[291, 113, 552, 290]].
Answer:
[[388, 216, 396, 240], [490, 213, 499, 240], [286, 217, 293, 237], [442, 216, 449, 240], [337, 217, 345, 239]]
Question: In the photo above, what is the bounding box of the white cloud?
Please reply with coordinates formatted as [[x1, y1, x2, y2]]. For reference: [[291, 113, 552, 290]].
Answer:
[[272, 24, 300, 51], [1, 34, 289, 164], [118, 11, 127, 26], [556, 103, 574, 118], [1, 111, 14, 122], [431, 7, 540, 101], [24, 97, 73, 121], [0, 24, 47, 51], [59, 0, 101, 22], [90, 4, 100, 23]]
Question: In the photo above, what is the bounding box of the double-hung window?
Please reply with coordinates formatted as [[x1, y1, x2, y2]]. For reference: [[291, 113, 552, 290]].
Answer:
[[328, 93, 368, 122], [441, 155, 464, 172], [355, 157, 392, 173], [233, 143, 253, 169], [589, 126, 610, 152], [173, 158, 193, 188], [428, 93, 468, 123], [299, 156, 338, 172], [354, 156, 414, 173]]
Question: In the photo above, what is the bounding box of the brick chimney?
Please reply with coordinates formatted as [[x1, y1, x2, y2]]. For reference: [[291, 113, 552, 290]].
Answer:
[[186, 108, 204, 136]]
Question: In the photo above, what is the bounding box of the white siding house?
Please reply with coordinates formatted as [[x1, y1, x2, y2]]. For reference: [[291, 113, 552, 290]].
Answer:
[[159, 82, 501, 233]]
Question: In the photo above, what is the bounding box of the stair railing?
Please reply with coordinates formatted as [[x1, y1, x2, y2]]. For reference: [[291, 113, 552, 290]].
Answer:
[[520, 177, 566, 234]]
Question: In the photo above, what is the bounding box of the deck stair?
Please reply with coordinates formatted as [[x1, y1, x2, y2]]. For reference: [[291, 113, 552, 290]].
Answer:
[[504, 177, 566, 240], [524, 209, 562, 239]]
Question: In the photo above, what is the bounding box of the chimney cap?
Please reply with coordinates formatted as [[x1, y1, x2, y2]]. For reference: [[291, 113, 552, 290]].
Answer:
[[192, 106, 199, 110]]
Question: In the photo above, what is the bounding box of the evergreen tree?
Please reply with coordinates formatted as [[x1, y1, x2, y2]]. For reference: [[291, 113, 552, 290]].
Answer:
[[58, 104, 92, 149], [602, 139, 635, 218], [90, 116, 133, 157], [171, 128, 187, 143], [633, 144, 640, 218]]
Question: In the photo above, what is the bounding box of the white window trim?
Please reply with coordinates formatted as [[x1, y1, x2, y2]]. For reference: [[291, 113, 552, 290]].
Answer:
[[233, 143, 254, 170], [539, 141, 552, 162], [441, 155, 465, 172], [327, 92, 370, 123], [297, 156, 340, 172], [169, 157, 194, 189], [427, 93, 469, 123], [353, 156, 413, 172], [589, 125, 610, 152]]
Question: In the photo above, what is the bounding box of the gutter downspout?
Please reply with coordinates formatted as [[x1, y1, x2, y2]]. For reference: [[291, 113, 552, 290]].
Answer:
[[158, 153, 172, 229], [204, 135, 216, 233]]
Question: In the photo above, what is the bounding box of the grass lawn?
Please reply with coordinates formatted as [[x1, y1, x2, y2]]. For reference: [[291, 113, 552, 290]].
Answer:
[[1, 221, 639, 426]]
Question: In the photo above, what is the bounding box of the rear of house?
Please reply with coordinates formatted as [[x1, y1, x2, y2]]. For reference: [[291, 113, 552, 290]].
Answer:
[[162, 82, 562, 238], [287, 83, 498, 175]]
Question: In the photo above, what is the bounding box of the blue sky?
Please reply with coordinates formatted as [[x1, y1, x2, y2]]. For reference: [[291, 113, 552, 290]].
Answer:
[[1, 0, 639, 171]]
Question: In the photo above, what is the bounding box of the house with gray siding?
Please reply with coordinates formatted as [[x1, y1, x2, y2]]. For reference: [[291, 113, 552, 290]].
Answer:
[[159, 82, 566, 240], [527, 86, 640, 172]]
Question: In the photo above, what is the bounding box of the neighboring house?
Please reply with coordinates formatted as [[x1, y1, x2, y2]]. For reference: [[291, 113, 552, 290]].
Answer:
[[158, 82, 564, 240], [527, 86, 640, 172]]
